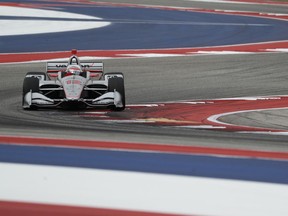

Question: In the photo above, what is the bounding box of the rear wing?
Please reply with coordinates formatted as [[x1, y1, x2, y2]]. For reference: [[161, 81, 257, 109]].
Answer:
[[46, 61, 104, 77]]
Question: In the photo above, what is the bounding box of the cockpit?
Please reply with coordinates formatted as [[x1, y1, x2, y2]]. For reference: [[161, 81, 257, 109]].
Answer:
[[65, 65, 82, 76]]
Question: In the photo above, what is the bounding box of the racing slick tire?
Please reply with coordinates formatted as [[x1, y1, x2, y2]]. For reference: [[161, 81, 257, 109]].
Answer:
[[108, 75, 125, 111], [26, 72, 48, 81], [22, 77, 40, 110]]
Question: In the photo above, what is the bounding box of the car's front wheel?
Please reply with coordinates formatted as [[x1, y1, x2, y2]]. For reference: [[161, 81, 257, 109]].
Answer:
[[108, 75, 125, 111], [22, 77, 40, 109]]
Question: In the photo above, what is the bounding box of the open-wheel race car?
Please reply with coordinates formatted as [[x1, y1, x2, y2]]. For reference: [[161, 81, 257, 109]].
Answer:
[[22, 50, 125, 111]]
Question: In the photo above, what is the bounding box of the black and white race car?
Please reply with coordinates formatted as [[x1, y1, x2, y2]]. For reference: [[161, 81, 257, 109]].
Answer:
[[22, 50, 125, 111]]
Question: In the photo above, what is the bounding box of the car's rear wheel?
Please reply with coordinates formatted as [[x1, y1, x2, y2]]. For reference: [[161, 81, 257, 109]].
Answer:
[[108, 75, 125, 111]]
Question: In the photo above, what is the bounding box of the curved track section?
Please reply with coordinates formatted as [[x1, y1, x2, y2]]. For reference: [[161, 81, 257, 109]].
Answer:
[[1, 0, 288, 215], [1, 54, 288, 150]]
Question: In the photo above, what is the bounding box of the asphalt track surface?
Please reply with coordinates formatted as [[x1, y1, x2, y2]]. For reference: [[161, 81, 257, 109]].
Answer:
[[1, 0, 288, 153]]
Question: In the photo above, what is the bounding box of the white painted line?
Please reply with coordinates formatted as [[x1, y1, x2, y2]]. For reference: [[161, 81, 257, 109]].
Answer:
[[100, 119, 152, 123], [119, 53, 187, 58], [1, 162, 288, 216], [238, 131, 288, 135], [265, 48, 288, 52], [128, 104, 161, 107], [0, 6, 97, 19], [179, 101, 210, 104], [176, 125, 226, 129], [0, 4, 273, 37], [207, 106, 288, 128], [214, 96, 281, 101], [104, 19, 271, 26], [0, 20, 110, 36], [0, 6, 110, 36], [190, 51, 255, 55]]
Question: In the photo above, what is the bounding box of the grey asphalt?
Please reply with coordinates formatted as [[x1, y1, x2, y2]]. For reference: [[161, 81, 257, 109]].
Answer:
[[1, 0, 288, 152]]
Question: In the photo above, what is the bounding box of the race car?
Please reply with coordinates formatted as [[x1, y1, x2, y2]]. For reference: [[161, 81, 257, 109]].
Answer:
[[22, 49, 125, 111]]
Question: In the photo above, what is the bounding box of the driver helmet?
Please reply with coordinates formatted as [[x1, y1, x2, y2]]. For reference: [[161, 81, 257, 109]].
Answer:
[[66, 65, 82, 76]]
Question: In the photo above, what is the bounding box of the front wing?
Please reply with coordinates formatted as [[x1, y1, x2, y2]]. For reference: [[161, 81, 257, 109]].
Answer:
[[23, 91, 123, 109]]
